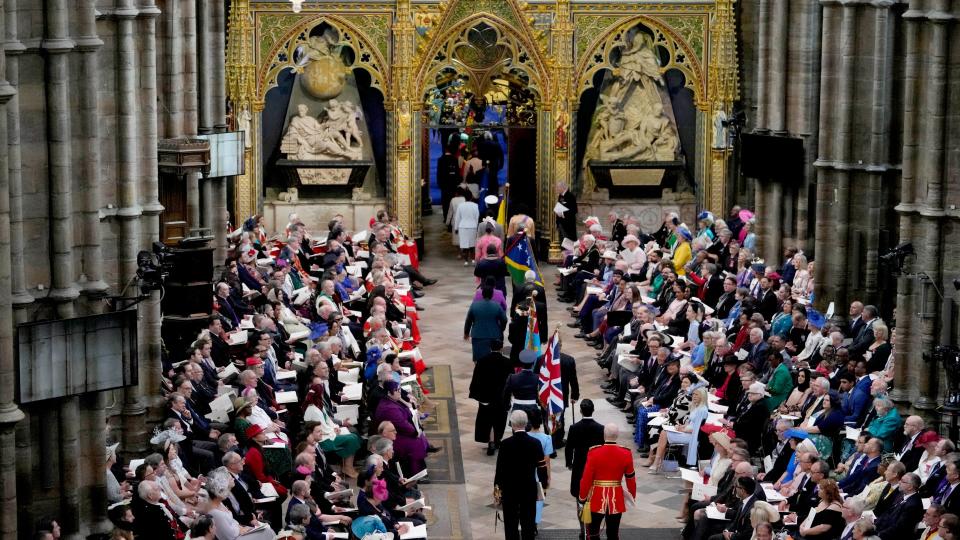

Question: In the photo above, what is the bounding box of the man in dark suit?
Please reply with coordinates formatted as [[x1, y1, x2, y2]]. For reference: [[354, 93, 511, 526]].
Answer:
[[920, 440, 956, 498], [839, 438, 883, 494], [132, 480, 185, 540], [565, 400, 604, 540], [757, 275, 779, 321], [437, 140, 461, 222], [709, 477, 766, 540], [745, 328, 769, 377], [936, 462, 960, 515], [565, 400, 604, 498], [713, 277, 738, 320], [495, 410, 547, 540], [872, 461, 905, 519], [789, 460, 829, 520], [875, 473, 924, 540], [847, 305, 878, 358], [556, 181, 578, 242], [846, 301, 865, 339], [894, 416, 926, 473]]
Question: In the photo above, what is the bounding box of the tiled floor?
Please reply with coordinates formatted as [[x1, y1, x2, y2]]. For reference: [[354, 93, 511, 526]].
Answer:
[[414, 210, 684, 538]]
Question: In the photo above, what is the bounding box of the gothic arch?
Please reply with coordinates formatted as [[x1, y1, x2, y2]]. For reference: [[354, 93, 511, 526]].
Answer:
[[257, 15, 390, 102], [573, 16, 706, 108], [413, 12, 551, 106]]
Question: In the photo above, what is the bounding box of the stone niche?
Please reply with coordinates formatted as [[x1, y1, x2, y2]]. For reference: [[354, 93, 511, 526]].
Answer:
[[263, 197, 387, 237], [578, 188, 698, 236]]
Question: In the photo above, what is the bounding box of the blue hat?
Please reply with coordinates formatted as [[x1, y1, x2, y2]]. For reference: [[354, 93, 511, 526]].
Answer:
[[384, 380, 400, 392], [519, 349, 538, 365], [806, 308, 825, 328], [784, 428, 808, 440], [698, 211, 715, 223], [351, 515, 388, 537], [679, 227, 693, 241]]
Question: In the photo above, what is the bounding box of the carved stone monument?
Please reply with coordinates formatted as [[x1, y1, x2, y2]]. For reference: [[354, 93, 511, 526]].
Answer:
[[280, 100, 365, 184]]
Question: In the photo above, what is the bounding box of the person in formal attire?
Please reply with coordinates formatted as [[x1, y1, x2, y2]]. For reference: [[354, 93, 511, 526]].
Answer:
[[132, 480, 185, 540], [469, 340, 514, 455], [708, 476, 765, 540], [464, 283, 508, 362], [503, 350, 542, 423], [437, 140, 461, 222], [556, 181, 578, 243], [495, 410, 548, 540], [874, 472, 924, 540], [919, 503, 946, 540], [578, 423, 637, 540], [895, 415, 926, 473], [565, 400, 605, 540]]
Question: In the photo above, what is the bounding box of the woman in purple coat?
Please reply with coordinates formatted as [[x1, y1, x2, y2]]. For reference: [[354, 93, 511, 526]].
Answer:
[[373, 381, 430, 474]]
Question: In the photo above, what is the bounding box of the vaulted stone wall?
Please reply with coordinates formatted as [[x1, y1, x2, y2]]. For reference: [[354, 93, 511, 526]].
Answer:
[[0, 1, 230, 537]]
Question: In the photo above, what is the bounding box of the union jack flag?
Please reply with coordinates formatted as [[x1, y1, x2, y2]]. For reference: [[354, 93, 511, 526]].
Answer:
[[538, 329, 564, 434]]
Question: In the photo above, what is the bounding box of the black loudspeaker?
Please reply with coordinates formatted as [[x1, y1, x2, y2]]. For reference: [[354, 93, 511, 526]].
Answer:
[[163, 315, 211, 360], [740, 133, 804, 182], [162, 282, 213, 317], [165, 246, 214, 284]]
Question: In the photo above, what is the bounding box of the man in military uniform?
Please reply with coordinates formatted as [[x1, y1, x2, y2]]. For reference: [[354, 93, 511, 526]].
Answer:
[[495, 410, 548, 540], [503, 349, 543, 425], [578, 423, 637, 539]]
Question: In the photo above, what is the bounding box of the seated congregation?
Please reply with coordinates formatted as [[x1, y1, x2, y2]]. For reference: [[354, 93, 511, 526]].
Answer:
[[556, 207, 958, 540], [102, 210, 438, 540]]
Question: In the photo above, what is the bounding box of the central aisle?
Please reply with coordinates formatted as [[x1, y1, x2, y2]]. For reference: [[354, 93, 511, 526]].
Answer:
[[413, 210, 685, 538]]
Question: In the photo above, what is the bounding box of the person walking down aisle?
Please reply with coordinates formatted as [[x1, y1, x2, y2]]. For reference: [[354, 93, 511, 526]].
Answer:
[[453, 191, 480, 265], [578, 423, 637, 540], [469, 340, 514, 455], [566, 399, 605, 540], [495, 410, 548, 540]]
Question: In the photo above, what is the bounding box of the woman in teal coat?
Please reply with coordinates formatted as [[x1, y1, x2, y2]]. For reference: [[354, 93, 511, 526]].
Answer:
[[863, 397, 902, 452], [464, 283, 508, 361]]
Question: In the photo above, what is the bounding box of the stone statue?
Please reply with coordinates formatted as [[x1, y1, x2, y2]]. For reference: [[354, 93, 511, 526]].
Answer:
[[554, 99, 569, 150], [281, 101, 364, 184], [712, 109, 728, 149], [396, 101, 411, 149], [580, 29, 681, 192], [237, 106, 252, 148], [299, 31, 347, 99]]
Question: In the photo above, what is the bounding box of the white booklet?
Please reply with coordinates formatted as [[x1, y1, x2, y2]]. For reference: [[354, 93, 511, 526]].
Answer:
[[399, 522, 428, 539], [692, 483, 717, 500], [324, 488, 354, 500], [275, 390, 298, 404], [218, 363, 240, 380], [341, 383, 363, 402], [259, 483, 279, 498], [276, 369, 297, 381], [334, 404, 359, 425], [553, 201, 569, 217], [705, 504, 728, 520]]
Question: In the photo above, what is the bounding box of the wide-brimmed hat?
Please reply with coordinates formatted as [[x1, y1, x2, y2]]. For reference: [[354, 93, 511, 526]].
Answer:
[[710, 431, 733, 450], [602, 250, 617, 260], [484, 195, 499, 205], [784, 428, 809, 440], [622, 234, 640, 245], [245, 356, 263, 367], [752, 501, 780, 523], [150, 429, 186, 446], [233, 397, 254, 414]]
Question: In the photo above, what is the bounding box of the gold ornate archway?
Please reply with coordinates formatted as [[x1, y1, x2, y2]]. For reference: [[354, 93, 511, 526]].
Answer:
[[226, 0, 738, 248]]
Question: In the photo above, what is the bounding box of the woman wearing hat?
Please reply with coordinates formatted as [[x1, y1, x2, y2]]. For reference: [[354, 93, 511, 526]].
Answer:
[[475, 220, 503, 262], [672, 227, 693, 276], [619, 234, 646, 275], [452, 189, 480, 265], [748, 501, 781, 539], [302, 383, 362, 478], [372, 381, 430, 475], [242, 423, 288, 498]]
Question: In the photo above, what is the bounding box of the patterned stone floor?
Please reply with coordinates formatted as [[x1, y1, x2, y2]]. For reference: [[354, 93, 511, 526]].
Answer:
[[414, 209, 684, 539]]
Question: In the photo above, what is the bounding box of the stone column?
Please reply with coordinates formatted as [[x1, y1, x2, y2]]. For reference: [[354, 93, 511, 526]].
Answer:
[[139, 0, 164, 421], [77, 0, 107, 298], [890, 4, 922, 404], [196, 0, 212, 134], [754, 0, 771, 131], [0, 0, 24, 536], [212, 0, 227, 132], [768, 0, 788, 135], [914, 2, 950, 410], [116, 0, 147, 457], [4, 0, 27, 313]]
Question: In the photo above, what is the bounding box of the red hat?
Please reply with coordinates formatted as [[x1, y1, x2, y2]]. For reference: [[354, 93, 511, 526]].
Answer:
[[245, 424, 265, 440], [916, 430, 941, 447], [245, 356, 263, 367], [767, 272, 782, 281]]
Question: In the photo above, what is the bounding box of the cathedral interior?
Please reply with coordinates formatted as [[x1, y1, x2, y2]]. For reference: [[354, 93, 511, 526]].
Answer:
[[1, 0, 959, 539]]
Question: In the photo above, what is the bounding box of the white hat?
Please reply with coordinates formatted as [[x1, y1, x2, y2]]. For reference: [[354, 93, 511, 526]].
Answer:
[[602, 250, 617, 260], [484, 195, 499, 205], [623, 234, 640, 245], [106, 442, 119, 462], [747, 382, 770, 397]]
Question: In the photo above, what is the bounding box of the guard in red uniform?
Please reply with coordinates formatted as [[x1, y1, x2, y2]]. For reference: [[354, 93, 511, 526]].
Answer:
[[578, 423, 636, 540]]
